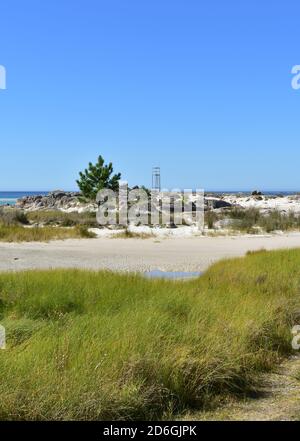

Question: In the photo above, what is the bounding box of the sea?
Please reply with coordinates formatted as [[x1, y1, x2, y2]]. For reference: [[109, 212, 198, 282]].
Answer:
[[0, 191, 49, 206], [0, 190, 299, 207]]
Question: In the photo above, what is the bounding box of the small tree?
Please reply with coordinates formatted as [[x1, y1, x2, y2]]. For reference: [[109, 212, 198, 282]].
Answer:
[[76, 155, 121, 200]]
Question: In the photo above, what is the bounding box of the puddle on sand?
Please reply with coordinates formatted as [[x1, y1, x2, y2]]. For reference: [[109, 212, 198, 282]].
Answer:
[[144, 270, 201, 280]]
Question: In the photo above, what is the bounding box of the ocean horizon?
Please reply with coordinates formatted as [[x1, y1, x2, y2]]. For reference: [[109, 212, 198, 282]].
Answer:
[[0, 191, 49, 206]]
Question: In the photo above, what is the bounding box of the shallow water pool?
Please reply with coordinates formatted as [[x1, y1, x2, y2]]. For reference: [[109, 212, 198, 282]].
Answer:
[[144, 270, 201, 280]]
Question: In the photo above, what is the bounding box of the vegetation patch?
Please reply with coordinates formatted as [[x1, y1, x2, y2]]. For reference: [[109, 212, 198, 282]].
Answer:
[[113, 229, 154, 239], [205, 207, 300, 233], [0, 207, 96, 242], [0, 225, 95, 242], [0, 207, 29, 226], [27, 210, 98, 228], [0, 248, 299, 420]]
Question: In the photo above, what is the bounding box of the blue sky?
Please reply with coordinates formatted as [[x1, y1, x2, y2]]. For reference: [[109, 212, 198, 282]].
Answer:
[[0, 0, 300, 191]]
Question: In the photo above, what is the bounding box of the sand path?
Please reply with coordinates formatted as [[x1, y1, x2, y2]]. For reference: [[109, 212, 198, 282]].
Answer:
[[187, 355, 300, 421], [1, 232, 300, 273]]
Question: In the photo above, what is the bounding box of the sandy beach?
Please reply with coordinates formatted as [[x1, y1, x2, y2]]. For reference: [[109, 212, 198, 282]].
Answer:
[[1, 232, 300, 273]]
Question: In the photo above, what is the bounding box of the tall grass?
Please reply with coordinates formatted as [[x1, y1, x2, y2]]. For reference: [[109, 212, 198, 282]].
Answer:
[[205, 211, 218, 229], [0, 207, 98, 229], [206, 207, 300, 233], [27, 210, 98, 227], [0, 208, 96, 241], [0, 225, 95, 242], [0, 248, 299, 420], [0, 207, 29, 226], [113, 229, 154, 239]]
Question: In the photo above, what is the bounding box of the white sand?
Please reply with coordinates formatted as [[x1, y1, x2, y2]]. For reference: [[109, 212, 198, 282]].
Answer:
[[1, 233, 300, 273], [221, 194, 300, 213]]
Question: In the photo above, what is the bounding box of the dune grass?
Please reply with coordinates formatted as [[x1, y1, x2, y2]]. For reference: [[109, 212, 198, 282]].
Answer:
[[226, 208, 300, 233], [26, 210, 98, 227], [205, 207, 300, 234], [208, 207, 300, 233], [0, 224, 95, 242], [0, 248, 299, 420], [0, 207, 98, 229], [0, 207, 96, 242], [0, 207, 29, 226], [113, 228, 154, 239]]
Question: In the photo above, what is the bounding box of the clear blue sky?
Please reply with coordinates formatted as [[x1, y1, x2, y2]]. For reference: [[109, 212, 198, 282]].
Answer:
[[0, 0, 300, 191]]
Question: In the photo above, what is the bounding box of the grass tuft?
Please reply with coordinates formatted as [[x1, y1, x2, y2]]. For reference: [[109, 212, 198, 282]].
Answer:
[[0, 248, 299, 419], [0, 225, 96, 242], [206, 207, 300, 233], [113, 228, 154, 239], [0, 207, 29, 226], [26, 210, 98, 227], [0, 208, 97, 242]]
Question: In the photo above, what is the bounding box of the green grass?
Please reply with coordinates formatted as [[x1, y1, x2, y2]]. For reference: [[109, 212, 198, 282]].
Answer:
[[113, 229, 154, 239], [27, 210, 98, 227], [0, 225, 96, 242], [229, 208, 300, 233], [205, 211, 219, 229], [0, 208, 96, 242], [206, 207, 300, 233], [0, 207, 98, 229], [0, 207, 29, 226], [0, 248, 299, 420]]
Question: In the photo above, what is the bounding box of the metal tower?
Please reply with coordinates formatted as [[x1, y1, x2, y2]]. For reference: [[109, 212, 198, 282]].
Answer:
[[152, 167, 161, 191]]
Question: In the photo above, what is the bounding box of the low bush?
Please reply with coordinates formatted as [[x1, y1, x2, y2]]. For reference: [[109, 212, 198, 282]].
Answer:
[[113, 228, 153, 239], [0, 225, 96, 242], [0, 207, 29, 226], [213, 208, 300, 233], [27, 210, 98, 227]]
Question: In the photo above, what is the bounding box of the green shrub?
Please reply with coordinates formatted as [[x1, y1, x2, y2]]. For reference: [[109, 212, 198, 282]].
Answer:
[[205, 211, 218, 229], [224, 208, 300, 233], [0, 208, 29, 226]]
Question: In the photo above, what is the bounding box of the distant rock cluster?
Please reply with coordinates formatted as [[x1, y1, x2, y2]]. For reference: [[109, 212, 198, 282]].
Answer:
[[205, 198, 232, 209], [15, 191, 96, 212], [15, 190, 234, 215]]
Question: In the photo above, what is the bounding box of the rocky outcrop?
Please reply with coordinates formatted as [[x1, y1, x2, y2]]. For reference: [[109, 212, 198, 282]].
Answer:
[[15, 191, 97, 212], [16, 190, 233, 214], [205, 198, 233, 209]]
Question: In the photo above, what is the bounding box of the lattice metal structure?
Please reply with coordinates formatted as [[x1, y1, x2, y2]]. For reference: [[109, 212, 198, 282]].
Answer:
[[152, 166, 161, 191]]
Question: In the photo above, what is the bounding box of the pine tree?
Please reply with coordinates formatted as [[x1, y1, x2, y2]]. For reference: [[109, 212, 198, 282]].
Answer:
[[76, 155, 121, 200]]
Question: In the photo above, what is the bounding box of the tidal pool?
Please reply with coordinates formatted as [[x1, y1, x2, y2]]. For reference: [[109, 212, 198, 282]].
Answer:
[[144, 270, 201, 280]]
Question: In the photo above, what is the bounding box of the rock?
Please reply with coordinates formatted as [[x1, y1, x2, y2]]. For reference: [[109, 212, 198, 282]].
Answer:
[[15, 191, 94, 212], [205, 198, 232, 209], [251, 190, 263, 196]]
